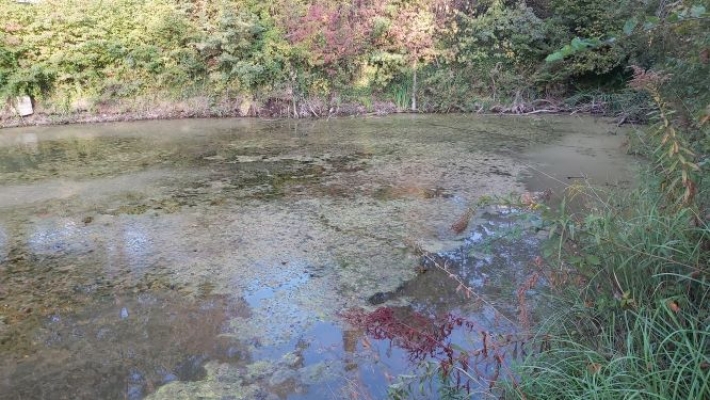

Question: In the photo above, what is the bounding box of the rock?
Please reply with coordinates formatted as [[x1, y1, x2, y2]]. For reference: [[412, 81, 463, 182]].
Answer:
[[279, 352, 303, 368], [268, 368, 297, 387], [239, 99, 253, 116], [13, 96, 33, 116]]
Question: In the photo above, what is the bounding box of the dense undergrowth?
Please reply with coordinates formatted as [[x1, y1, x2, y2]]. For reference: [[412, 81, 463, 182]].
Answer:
[[0, 0, 667, 120]]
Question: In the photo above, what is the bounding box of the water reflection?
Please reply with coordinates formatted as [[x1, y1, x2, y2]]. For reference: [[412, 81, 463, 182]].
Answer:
[[28, 218, 91, 256], [17, 132, 39, 153], [0, 225, 7, 262], [23, 216, 155, 275], [0, 115, 634, 399], [0, 292, 251, 399], [105, 221, 154, 275]]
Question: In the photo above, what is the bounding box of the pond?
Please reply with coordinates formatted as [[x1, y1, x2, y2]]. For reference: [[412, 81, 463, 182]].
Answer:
[[0, 115, 635, 399]]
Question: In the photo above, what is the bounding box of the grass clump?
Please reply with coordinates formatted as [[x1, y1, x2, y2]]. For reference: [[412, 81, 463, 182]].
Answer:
[[507, 170, 710, 399]]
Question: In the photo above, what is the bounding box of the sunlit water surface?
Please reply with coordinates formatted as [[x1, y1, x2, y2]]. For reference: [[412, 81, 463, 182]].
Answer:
[[0, 115, 635, 399]]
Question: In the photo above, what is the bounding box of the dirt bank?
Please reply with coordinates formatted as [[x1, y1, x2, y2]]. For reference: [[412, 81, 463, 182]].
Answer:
[[1, 95, 619, 129]]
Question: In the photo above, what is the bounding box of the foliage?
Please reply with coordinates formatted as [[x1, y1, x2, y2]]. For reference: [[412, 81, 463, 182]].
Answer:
[[454, 2, 547, 73], [442, 1, 547, 101], [627, 66, 702, 206], [1, 0, 202, 102], [0, 0, 290, 105], [0, 0, 660, 113], [195, 6, 288, 93], [540, 0, 636, 81]]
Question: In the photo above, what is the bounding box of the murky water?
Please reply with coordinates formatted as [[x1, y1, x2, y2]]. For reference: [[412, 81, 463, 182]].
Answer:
[[0, 115, 635, 399]]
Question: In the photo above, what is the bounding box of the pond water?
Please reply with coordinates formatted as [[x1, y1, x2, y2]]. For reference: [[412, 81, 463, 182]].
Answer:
[[0, 115, 635, 399]]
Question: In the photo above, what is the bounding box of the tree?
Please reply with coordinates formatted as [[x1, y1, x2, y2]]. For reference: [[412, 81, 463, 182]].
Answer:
[[284, 0, 380, 91], [386, 1, 439, 110]]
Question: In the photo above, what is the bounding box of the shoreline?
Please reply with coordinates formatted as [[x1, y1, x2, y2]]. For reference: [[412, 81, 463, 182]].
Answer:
[[0, 103, 612, 129], [0, 96, 620, 129]]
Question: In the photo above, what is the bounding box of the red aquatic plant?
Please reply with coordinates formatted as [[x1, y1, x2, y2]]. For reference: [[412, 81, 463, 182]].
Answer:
[[341, 306, 526, 393], [342, 307, 471, 362], [342, 267, 545, 394]]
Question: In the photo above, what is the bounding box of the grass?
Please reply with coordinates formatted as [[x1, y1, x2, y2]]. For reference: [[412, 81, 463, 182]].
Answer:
[[504, 171, 710, 399], [388, 82, 411, 111]]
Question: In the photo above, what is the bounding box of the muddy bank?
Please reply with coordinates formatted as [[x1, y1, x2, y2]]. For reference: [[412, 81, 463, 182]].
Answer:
[[522, 126, 638, 207], [0, 96, 398, 128], [0, 115, 636, 399], [0, 95, 623, 129]]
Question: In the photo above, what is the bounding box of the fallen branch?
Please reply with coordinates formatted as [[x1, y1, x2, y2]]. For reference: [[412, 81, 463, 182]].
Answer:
[[523, 109, 560, 115]]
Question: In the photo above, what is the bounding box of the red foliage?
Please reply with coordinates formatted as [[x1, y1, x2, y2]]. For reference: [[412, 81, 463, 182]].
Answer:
[[343, 306, 488, 392], [283, 0, 451, 71], [343, 306, 473, 361], [342, 305, 536, 393], [285, 0, 383, 70]]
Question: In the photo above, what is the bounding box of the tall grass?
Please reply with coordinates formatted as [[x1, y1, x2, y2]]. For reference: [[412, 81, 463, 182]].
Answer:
[[506, 171, 710, 399], [388, 81, 411, 111], [502, 63, 710, 399]]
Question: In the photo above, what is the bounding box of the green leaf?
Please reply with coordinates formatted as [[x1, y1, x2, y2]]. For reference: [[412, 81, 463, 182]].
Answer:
[[644, 16, 660, 31], [571, 37, 584, 50], [690, 5, 706, 18], [542, 247, 554, 258], [545, 52, 565, 62], [585, 254, 601, 266], [623, 18, 638, 36], [569, 255, 583, 265]]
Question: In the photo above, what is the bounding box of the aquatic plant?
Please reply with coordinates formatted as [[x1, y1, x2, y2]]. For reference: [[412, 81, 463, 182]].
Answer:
[[342, 306, 536, 398], [342, 241, 548, 399]]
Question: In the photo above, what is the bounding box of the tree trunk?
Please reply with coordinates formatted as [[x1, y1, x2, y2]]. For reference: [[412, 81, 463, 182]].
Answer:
[[290, 72, 298, 119], [411, 63, 417, 112]]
